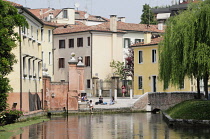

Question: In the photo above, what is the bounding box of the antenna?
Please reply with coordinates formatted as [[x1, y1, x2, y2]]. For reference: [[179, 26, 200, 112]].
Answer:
[[24, 0, 27, 7], [48, 0, 51, 8], [74, 3, 80, 11]]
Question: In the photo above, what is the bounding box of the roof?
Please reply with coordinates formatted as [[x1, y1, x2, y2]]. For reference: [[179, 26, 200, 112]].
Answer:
[[3, 0, 23, 7], [132, 36, 163, 47], [29, 8, 108, 22], [53, 23, 125, 34], [53, 21, 163, 35], [28, 8, 62, 20], [75, 10, 108, 22], [152, 8, 170, 14], [95, 22, 164, 33]]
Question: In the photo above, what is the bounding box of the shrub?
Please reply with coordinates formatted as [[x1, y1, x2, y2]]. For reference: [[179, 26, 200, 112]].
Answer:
[[0, 109, 23, 125]]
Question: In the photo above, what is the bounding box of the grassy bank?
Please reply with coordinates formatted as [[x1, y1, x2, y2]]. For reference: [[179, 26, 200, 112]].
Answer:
[[0, 117, 49, 138], [165, 100, 210, 120]]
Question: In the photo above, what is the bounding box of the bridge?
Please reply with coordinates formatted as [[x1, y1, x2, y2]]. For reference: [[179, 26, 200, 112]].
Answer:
[[132, 92, 202, 111]]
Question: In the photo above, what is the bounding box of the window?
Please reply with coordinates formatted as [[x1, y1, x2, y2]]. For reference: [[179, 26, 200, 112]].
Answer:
[[124, 38, 130, 48], [87, 37, 90, 46], [41, 28, 44, 41], [37, 29, 39, 40], [69, 39, 74, 48], [28, 59, 31, 76], [59, 40, 65, 49], [63, 10, 68, 18], [138, 76, 143, 89], [179, 80, 185, 89], [138, 51, 143, 63], [42, 51, 44, 67], [87, 79, 91, 88], [59, 58, 65, 68], [49, 52, 51, 64], [77, 38, 83, 47], [152, 49, 157, 63], [31, 26, 33, 37], [48, 30, 51, 42], [85, 56, 90, 66], [32, 60, 35, 77], [22, 26, 26, 34], [38, 62, 41, 78], [135, 39, 141, 44], [23, 57, 26, 75]]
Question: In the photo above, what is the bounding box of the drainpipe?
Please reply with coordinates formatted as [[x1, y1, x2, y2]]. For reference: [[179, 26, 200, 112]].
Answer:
[[19, 26, 23, 110]]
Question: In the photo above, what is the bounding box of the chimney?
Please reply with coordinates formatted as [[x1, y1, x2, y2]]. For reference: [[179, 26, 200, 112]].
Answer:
[[144, 32, 152, 44], [110, 15, 117, 32], [118, 17, 125, 22], [158, 21, 163, 30]]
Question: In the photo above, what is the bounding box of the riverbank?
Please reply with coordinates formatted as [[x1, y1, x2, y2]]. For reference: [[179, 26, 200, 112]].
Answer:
[[163, 100, 210, 127], [0, 117, 49, 138]]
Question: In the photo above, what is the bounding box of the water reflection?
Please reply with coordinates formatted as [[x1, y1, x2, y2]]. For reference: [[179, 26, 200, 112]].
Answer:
[[9, 113, 210, 139]]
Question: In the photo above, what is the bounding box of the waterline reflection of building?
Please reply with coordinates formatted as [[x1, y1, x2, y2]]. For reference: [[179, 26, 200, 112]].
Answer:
[[10, 113, 209, 139]]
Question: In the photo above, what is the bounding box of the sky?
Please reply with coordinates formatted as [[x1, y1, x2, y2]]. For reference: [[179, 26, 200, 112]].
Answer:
[[10, 0, 172, 23]]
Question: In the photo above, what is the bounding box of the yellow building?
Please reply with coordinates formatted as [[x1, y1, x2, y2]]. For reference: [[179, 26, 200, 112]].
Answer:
[[132, 33, 193, 97], [6, 1, 55, 112]]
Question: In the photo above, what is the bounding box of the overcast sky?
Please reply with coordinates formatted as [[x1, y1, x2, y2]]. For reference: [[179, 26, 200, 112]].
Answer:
[[11, 0, 172, 23]]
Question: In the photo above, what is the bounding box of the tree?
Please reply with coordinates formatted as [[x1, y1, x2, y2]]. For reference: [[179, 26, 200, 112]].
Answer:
[[140, 4, 157, 25], [0, 0, 27, 111], [110, 60, 126, 80], [124, 48, 134, 80], [110, 48, 134, 86], [159, 0, 210, 99]]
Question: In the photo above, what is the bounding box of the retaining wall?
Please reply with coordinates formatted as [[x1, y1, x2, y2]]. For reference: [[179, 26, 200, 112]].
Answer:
[[133, 92, 203, 111]]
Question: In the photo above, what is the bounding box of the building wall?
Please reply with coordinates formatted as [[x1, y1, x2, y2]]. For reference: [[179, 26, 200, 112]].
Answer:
[[54, 31, 123, 96], [54, 8, 75, 24], [133, 44, 192, 96], [53, 32, 91, 82], [7, 11, 43, 112], [92, 32, 124, 80], [41, 25, 55, 81], [122, 32, 144, 63]]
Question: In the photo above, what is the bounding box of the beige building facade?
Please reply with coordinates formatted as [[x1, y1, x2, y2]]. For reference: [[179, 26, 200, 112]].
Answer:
[[7, 6, 44, 112]]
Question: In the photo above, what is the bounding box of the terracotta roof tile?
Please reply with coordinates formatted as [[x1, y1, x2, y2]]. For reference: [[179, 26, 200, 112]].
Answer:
[[75, 10, 108, 22], [53, 20, 163, 34], [132, 36, 163, 47], [53, 22, 125, 34], [29, 8, 62, 20], [96, 21, 164, 33], [3, 0, 22, 7], [29, 8, 108, 22]]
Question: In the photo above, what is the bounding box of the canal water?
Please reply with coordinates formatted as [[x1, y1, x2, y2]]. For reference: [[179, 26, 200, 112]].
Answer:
[[9, 113, 210, 139]]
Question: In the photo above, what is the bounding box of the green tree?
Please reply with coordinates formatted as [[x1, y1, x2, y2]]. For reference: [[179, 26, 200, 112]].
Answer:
[[110, 60, 126, 80], [0, 0, 27, 111], [159, 0, 210, 99], [140, 4, 157, 25]]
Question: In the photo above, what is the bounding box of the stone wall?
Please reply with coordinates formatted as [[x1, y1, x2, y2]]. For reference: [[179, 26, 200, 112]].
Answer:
[[132, 92, 149, 110], [148, 92, 201, 110], [133, 92, 203, 111]]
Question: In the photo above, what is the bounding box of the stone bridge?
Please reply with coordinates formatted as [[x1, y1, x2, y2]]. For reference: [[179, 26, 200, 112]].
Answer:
[[133, 92, 203, 111]]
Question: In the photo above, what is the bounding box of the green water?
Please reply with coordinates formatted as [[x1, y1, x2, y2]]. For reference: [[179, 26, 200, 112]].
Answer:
[[2, 113, 210, 139]]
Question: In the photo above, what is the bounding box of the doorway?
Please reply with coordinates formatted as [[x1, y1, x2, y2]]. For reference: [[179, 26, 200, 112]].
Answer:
[[152, 76, 157, 92]]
